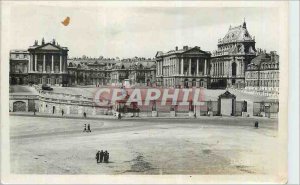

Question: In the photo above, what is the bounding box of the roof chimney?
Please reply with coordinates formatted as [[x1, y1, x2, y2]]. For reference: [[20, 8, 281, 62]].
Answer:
[[183, 46, 188, 50], [175, 46, 178, 51], [41, 38, 45, 45]]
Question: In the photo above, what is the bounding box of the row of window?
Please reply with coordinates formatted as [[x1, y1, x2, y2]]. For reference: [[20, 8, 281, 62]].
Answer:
[[246, 80, 279, 87], [246, 71, 279, 79], [10, 54, 29, 59]]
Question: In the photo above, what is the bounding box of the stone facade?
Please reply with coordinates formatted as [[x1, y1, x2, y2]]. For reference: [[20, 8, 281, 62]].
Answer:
[[9, 50, 30, 85], [210, 21, 257, 89], [67, 59, 114, 86], [155, 46, 211, 88], [67, 58, 156, 87], [245, 51, 279, 96], [27, 38, 69, 86]]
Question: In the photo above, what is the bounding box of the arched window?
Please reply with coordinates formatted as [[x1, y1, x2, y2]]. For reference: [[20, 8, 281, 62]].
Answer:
[[231, 62, 237, 76]]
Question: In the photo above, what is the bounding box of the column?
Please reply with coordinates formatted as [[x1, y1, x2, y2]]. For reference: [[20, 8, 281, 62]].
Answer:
[[221, 62, 223, 76], [204, 59, 207, 75], [241, 61, 244, 76], [60, 55, 62, 73], [177, 58, 179, 75], [161, 61, 163, 75], [28, 54, 32, 72], [43, 54, 46, 73], [196, 58, 199, 75], [181, 58, 184, 75], [35, 54, 37, 72], [51, 55, 54, 73], [188, 58, 191, 75]]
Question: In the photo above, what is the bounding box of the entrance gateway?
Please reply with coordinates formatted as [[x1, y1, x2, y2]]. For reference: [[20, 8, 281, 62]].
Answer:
[[218, 91, 236, 116]]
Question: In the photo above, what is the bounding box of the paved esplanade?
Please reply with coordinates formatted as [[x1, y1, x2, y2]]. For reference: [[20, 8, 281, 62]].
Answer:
[[10, 115, 278, 175]]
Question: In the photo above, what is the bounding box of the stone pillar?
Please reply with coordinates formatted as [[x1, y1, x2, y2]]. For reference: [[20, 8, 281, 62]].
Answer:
[[51, 55, 54, 73], [29, 54, 32, 72], [43, 54, 46, 73], [60, 55, 62, 73], [222, 62, 224, 76], [189, 58, 191, 75], [35, 54, 37, 71], [181, 58, 184, 75], [161, 61, 163, 75], [237, 61, 240, 76], [204, 59, 207, 75], [221, 62, 223, 76], [196, 58, 199, 75], [241, 60, 244, 77], [177, 58, 179, 75]]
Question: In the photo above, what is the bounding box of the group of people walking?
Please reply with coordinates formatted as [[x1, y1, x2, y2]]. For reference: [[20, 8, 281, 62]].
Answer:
[[95, 150, 109, 163], [83, 124, 91, 132]]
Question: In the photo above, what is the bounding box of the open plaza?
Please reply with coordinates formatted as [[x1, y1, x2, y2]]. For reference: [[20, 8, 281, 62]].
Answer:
[[9, 85, 279, 175], [10, 115, 278, 175]]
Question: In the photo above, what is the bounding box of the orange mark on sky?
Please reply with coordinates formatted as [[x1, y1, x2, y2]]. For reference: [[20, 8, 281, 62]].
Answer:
[[61, 17, 70, 26]]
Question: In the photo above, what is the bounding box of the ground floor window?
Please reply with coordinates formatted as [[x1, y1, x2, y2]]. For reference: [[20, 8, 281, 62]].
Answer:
[[38, 78, 42, 84], [56, 78, 60, 84]]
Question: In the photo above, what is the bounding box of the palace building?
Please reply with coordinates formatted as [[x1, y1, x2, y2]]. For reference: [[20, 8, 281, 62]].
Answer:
[[67, 57, 156, 87], [9, 50, 30, 85], [67, 58, 115, 86], [10, 20, 279, 94], [210, 20, 257, 89], [155, 46, 211, 88], [245, 50, 279, 96], [27, 38, 69, 86]]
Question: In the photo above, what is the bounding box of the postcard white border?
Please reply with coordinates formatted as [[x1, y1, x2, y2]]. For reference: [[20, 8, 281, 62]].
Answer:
[[1, 1, 289, 184]]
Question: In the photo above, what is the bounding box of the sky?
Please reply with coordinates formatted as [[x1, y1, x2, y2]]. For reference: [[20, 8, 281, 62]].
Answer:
[[8, 4, 280, 59]]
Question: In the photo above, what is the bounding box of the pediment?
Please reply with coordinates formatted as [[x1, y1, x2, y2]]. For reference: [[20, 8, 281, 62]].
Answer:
[[182, 47, 209, 55], [39, 44, 60, 51], [218, 91, 236, 99]]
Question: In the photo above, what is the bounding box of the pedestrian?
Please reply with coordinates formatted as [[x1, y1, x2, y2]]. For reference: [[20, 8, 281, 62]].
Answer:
[[62, 109, 64, 116], [254, 121, 259, 128], [33, 108, 36, 116], [87, 124, 91, 132], [95, 151, 100, 163], [100, 150, 104, 163], [83, 112, 87, 118], [107, 152, 109, 163], [104, 150, 108, 163], [118, 113, 121, 119], [83, 124, 87, 132]]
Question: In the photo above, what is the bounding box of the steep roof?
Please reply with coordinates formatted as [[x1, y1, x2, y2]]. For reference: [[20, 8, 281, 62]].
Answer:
[[219, 22, 254, 44], [250, 53, 270, 66]]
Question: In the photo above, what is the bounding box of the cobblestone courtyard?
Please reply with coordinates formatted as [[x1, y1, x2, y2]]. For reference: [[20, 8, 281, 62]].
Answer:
[[10, 116, 278, 175]]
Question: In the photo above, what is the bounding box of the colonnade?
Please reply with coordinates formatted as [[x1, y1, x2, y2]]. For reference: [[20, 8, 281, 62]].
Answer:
[[28, 53, 64, 73], [157, 57, 208, 76]]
